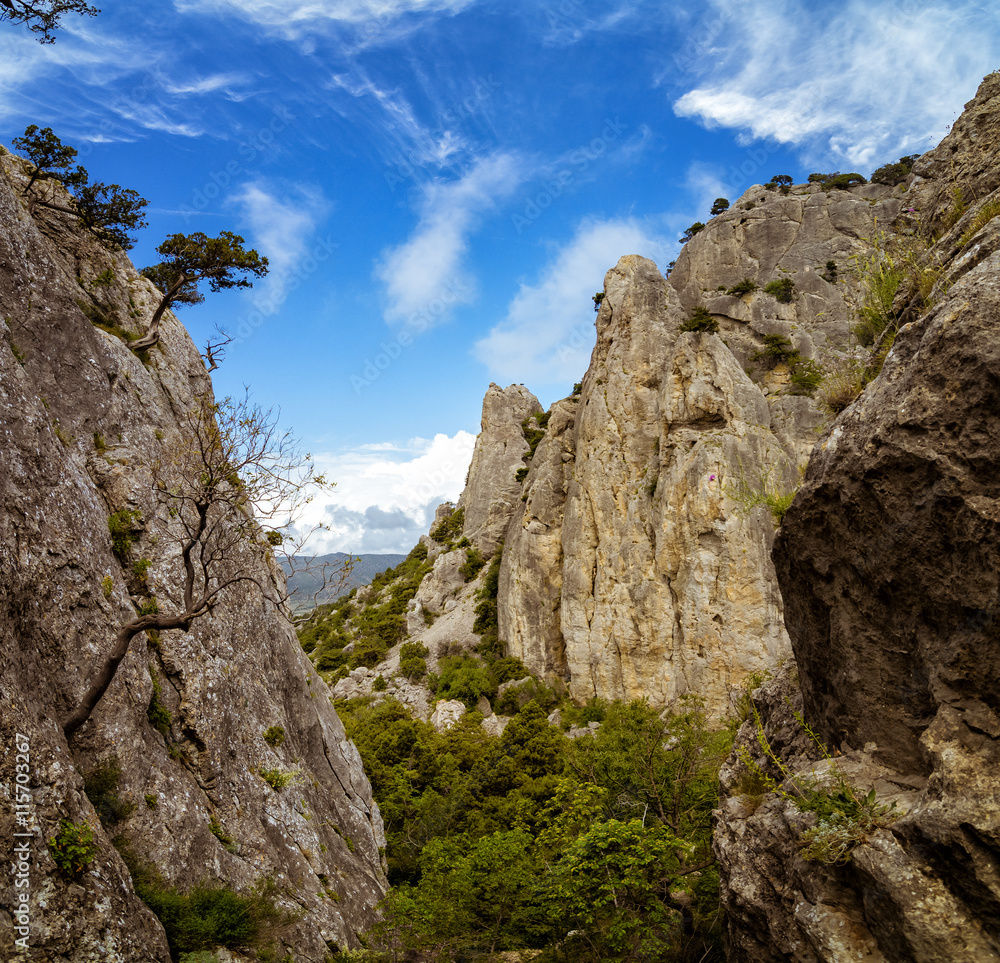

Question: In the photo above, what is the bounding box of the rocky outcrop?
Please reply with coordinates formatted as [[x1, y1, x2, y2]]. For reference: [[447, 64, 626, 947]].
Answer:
[[459, 383, 542, 556], [715, 72, 1000, 962], [0, 153, 385, 961]]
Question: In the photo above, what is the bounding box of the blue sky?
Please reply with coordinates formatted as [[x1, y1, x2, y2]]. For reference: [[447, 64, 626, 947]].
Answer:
[[3, 0, 999, 553]]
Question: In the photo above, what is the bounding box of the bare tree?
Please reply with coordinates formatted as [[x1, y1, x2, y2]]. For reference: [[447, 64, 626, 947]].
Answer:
[[0, 0, 98, 43], [63, 393, 338, 737]]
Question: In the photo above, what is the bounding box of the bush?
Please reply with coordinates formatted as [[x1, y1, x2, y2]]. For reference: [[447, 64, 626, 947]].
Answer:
[[788, 358, 824, 396], [514, 466, 528, 483], [49, 819, 96, 875], [84, 756, 135, 826], [263, 725, 285, 748], [430, 507, 464, 545], [400, 641, 429, 681], [259, 768, 296, 791], [821, 260, 838, 283], [750, 334, 796, 368], [710, 197, 729, 215], [870, 154, 918, 186], [726, 278, 757, 296], [679, 222, 705, 243], [680, 306, 719, 333], [764, 277, 795, 303], [460, 547, 486, 582], [521, 410, 550, 460], [808, 171, 867, 190], [431, 654, 497, 709], [108, 508, 141, 561], [147, 673, 172, 739]]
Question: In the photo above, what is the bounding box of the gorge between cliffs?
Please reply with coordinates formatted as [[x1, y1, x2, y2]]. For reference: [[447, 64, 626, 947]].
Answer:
[[3, 67, 1000, 963]]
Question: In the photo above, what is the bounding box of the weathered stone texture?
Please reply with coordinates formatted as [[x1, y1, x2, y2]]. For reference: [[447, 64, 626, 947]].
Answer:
[[0, 154, 385, 962]]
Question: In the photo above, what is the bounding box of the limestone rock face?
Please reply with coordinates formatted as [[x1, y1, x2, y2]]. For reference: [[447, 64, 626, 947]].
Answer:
[[498, 398, 577, 683], [0, 154, 385, 961], [715, 73, 1000, 962], [556, 257, 792, 711], [459, 383, 542, 556]]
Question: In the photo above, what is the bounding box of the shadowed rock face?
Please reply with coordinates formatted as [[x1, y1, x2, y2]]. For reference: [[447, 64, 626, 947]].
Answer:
[[0, 154, 385, 961], [715, 73, 1000, 963]]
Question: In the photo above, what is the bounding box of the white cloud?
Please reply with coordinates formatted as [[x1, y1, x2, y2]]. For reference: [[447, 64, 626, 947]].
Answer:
[[474, 217, 670, 385], [174, 0, 475, 33], [297, 431, 477, 553], [232, 181, 327, 301], [672, 0, 1000, 167], [376, 152, 523, 325]]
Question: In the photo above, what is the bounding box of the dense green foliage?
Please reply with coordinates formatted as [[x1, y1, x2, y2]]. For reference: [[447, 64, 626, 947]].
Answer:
[[299, 544, 433, 673], [679, 307, 719, 334], [807, 171, 867, 190], [709, 197, 729, 215], [726, 278, 757, 296], [521, 410, 551, 460], [871, 154, 918, 186], [48, 819, 96, 875], [430, 505, 464, 545], [339, 695, 732, 961], [12, 126, 148, 249], [763, 277, 795, 303]]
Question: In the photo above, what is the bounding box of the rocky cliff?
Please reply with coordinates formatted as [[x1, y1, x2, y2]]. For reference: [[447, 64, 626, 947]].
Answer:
[[493, 172, 905, 715], [714, 72, 1000, 961], [0, 152, 386, 961]]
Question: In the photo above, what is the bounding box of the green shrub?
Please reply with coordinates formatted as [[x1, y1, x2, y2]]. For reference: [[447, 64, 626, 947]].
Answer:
[[400, 641, 429, 681], [726, 278, 757, 296], [788, 358, 824, 396], [460, 547, 486, 582], [108, 508, 141, 561], [101, 575, 114, 599], [592, 292, 604, 311], [84, 756, 135, 826], [572, 382, 582, 395], [147, 673, 172, 739], [431, 654, 497, 709], [870, 154, 918, 186], [680, 306, 719, 333], [145, 793, 158, 809], [710, 197, 729, 215], [208, 817, 235, 851], [49, 819, 96, 876], [680, 222, 705, 243], [373, 674, 388, 692], [514, 466, 528, 483], [959, 196, 1000, 247], [263, 725, 285, 748], [750, 334, 796, 368], [821, 260, 838, 283], [127, 858, 286, 956], [430, 507, 464, 545], [259, 768, 296, 791], [764, 278, 795, 303], [521, 410, 550, 460]]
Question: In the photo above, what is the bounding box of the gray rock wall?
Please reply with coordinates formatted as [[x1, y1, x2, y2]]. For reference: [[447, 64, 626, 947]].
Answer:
[[0, 153, 385, 962], [715, 72, 1000, 962]]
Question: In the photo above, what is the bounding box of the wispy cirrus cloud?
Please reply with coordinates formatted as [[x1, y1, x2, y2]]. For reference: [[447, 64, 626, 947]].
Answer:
[[474, 217, 670, 385], [232, 180, 328, 300], [173, 0, 476, 35], [672, 0, 1000, 167], [376, 152, 523, 325]]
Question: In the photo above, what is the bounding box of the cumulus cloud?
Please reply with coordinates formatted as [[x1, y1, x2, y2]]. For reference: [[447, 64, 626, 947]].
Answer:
[[295, 431, 477, 554], [376, 152, 523, 326], [473, 218, 670, 385], [672, 0, 1000, 167]]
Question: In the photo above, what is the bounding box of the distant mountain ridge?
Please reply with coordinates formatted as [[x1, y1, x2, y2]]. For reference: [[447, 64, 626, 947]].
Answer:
[[285, 552, 407, 609]]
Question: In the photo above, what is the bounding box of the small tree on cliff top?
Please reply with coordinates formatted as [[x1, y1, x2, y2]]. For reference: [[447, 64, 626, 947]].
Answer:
[[134, 232, 269, 353], [10, 125, 147, 250], [0, 0, 98, 43], [63, 393, 331, 738]]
